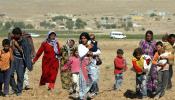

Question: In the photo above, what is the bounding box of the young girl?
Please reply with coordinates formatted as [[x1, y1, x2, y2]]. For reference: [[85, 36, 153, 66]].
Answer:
[[132, 48, 151, 98], [62, 48, 81, 98], [0, 39, 13, 96]]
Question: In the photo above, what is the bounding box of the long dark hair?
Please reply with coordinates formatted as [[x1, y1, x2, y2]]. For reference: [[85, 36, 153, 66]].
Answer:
[[145, 30, 153, 41], [79, 32, 90, 44]]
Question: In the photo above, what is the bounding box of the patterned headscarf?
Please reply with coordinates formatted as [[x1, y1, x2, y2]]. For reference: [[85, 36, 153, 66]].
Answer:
[[47, 31, 59, 55]]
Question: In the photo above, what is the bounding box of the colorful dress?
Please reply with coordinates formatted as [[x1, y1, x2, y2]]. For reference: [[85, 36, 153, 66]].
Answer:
[[139, 40, 157, 92], [60, 44, 76, 90], [78, 44, 91, 99], [33, 41, 60, 87]]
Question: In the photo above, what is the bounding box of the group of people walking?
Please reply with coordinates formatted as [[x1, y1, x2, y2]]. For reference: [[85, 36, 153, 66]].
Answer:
[[113, 30, 175, 99], [0, 27, 174, 100], [0, 28, 101, 100]]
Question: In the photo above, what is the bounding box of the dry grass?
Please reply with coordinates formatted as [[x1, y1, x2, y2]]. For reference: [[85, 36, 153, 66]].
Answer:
[[0, 37, 174, 100]]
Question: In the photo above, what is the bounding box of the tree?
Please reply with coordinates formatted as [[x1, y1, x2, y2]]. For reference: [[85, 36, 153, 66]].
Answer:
[[0, 22, 3, 30], [66, 19, 74, 30], [40, 21, 55, 29], [4, 21, 12, 30], [13, 22, 25, 28], [52, 16, 68, 21], [26, 24, 34, 29], [75, 18, 87, 29]]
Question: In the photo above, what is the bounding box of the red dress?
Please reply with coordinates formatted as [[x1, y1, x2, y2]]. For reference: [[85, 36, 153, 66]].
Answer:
[[33, 41, 60, 86]]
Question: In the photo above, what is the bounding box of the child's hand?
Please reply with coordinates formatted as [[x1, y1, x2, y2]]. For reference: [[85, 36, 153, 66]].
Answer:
[[157, 63, 166, 67]]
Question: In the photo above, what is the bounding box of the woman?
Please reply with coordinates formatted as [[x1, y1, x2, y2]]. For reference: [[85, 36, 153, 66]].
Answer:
[[78, 32, 92, 100], [139, 30, 157, 94], [33, 31, 60, 90], [60, 39, 76, 92]]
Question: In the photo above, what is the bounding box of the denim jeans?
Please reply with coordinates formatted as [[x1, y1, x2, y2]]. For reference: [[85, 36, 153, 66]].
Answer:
[[167, 65, 173, 89], [156, 70, 169, 97], [136, 74, 147, 97], [10, 57, 26, 94], [0, 68, 11, 95], [115, 73, 123, 90]]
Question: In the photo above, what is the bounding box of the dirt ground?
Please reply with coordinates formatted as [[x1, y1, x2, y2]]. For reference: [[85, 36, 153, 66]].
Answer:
[[0, 37, 174, 100]]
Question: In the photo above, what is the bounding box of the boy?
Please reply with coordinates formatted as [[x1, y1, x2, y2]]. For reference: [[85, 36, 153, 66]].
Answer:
[[0, 39, 13, 96], [153, 41, 170, 99], [114, 49, 127, 90]]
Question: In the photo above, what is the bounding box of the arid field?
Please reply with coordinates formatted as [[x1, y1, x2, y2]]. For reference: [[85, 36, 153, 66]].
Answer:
[[0, 0, 175, 99], [0, 37, 174, 100]]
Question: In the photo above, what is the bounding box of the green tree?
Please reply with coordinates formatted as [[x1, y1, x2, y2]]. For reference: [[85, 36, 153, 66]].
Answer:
[[75, 18, 87, 29], [52, 16, 68, 21], [26, 24, 34, 29], [13, 22, 25, 28], [0, 22, 3, 30], [66, 19, 74, 30], [4, 21, 12, 30]]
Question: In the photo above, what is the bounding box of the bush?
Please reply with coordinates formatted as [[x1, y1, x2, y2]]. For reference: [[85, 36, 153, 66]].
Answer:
[[150, 13, 157, 17]]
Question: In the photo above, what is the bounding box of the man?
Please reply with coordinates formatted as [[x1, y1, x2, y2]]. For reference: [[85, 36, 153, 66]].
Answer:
[[163, 34, 175, 90], [10, 27, 34, 95]]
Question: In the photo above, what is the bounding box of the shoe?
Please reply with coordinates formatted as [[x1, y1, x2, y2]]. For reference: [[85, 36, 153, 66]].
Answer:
[[16, 92, 22, 96], [154, 95, 160, 100], [88, 92, 97, 98], [48, 88, 53, 91], [2, 94, 8, 97], [71, 93, 79, 99], [0, 91, 3, 96], [9, 90, 17, 95], [24, 86, 31, 90]]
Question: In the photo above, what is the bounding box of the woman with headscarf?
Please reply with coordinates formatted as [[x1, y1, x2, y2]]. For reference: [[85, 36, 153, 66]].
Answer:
[[60, 39, 76, 92], [139, 30, 157, 95], [32, 31, 60, 90]]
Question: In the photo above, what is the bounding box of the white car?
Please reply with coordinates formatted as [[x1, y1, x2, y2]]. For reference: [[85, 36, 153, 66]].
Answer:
[[110, 31, 126, 39], [29, 33, 40, 38]]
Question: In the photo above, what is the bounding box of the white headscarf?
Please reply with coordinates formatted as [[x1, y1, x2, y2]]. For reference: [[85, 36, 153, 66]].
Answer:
[[47, 31, 59, 55]]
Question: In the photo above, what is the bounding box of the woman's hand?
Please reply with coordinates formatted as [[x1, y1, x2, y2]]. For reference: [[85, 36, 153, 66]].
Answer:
[[87, 51, 93, 56], [32, 61, 35, 65], [87, 44, 93, 49]]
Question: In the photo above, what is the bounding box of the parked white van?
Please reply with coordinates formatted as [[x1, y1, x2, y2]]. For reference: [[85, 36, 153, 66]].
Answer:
[[109, 31, 126, 39]]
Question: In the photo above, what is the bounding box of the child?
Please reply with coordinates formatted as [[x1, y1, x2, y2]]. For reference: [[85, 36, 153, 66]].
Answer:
[[113, 49, 127, 90], [153, 41, 170, 99], [132, 48, 151, 98], [87, 33, 101, 98], [0, 39, 13, 96], [62, 48, 80, 98]]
